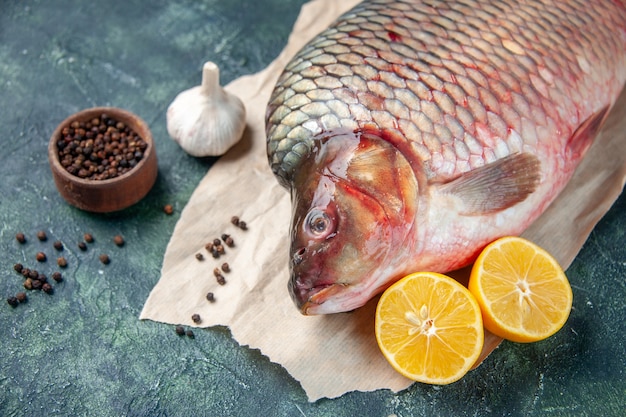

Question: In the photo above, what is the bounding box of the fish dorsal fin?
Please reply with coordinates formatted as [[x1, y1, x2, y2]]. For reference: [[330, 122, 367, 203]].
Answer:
[[437, 152, 541, 215], [568, 106, 609, 159]]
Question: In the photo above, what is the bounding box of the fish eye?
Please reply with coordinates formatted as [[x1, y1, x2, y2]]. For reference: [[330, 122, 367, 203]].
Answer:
[[305, 209, 334, 238]]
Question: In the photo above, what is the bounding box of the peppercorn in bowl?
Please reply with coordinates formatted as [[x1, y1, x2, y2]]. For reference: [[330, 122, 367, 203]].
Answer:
[[48, 107, 158, 213]]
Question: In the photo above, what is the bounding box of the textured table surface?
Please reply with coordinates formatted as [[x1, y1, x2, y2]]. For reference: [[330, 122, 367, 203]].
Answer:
[[1, 1, 625, 416]]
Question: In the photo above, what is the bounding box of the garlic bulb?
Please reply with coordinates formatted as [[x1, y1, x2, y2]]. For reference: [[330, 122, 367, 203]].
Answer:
[[166, 61, 246, 157]]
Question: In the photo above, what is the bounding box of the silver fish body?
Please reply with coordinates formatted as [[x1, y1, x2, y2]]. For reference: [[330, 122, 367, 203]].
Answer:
[[265, 0, 626, 314]]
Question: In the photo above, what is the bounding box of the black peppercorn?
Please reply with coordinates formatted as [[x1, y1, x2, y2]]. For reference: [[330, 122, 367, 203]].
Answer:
[[195, 253, 204, 261], [224, 236, 234, 247], [238, 221, 247, 230], [57, 257, 67, 268], [205, 242, 214, 252], [206, 292, 215, 302], [78, 241, 87, 251], [16, 292, 27, 303], [42, 283, 53, 294], [53, 240, 64, 251], [211, 249, 220, 259], [31, 279, 42, 290], [175, 325, 185, 336], [113, 235, 125, 247], [231, 216, 240, 226], [15, 232, 26, 244], [213, 238, 221, 246], [216, 245, 225, 255], [7, 297, 19, 308], [52, 272, 63, 283], [84, 233, 94, 243], [191, 313, 201, 324], [221, 263, 230, 273], [13, 263, 23, 273], [217, 275, 226, 286], [37, 230, 47, 241], [99, 254, 110, 264], [21, 268, 30, 278], [23, 278, 33, 290], [28, 270, 38, 279], [36, 252, 47, 262], [57, 114, 148, 180], [185, 330, 195, 339], [163, 204, 174, 215]]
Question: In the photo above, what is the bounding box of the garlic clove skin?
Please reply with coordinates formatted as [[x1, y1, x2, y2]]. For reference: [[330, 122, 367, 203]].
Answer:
[[166, 62, 246, 157]]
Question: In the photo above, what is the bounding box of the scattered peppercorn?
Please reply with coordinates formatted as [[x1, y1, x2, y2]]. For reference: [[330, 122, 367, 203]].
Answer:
[[224, 236, 234, 247], [221, 263, 230, 273], [206, 292, 215, 302], [213, 238, 221, 246], [238, 221, 247, 230], [217, 275, 226, 286], [231, 216, 240, 226], [205, 242, 214, 252], [113, 235, 125, 246], [15, 233, 26, 244], [28, 270, 38, 279], [16, 292, 27, 303], [23, 278, 33, 290], [36, 252, 47, 262], [31, 279, 42, 290], [195, 253, 204, 261], [78, 241, 87, 251], [84, 233, 94, 243], [56, 113, 148, 180], [7, 297, 19, 308], [42, 283, 53, 294], [53, 240, 64, 251], [163, 204, 174, 215], [99, 254, 110, 264], [191, 313, 201, 324], [13, 263, 23, 273], [52, 272, 63, 283], [57, 257, 67, 268], [37, 231, 47, 241], [185, 330, 195, 339], [175, 325, 185, 336], [21, 268, 30, 278], [37, 273, 47, 283], [211, 249, 220, 259]]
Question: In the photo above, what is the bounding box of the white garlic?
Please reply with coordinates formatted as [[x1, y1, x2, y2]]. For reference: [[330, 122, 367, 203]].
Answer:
[[166, 61, 246, 157]]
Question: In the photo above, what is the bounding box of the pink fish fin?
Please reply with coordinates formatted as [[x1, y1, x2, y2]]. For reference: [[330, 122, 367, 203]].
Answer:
[[567, 105, 610, 160], [436, 153, 541, 215]]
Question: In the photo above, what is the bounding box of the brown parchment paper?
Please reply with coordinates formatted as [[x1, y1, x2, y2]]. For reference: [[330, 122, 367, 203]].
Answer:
[[140, 0, 626, 402]]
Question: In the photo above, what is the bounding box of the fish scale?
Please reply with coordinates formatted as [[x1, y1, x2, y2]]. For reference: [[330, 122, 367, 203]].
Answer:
[[265, 0, 626, 314], [267, 0, 624, 186]]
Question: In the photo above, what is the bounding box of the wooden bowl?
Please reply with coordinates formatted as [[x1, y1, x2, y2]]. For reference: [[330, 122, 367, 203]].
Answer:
[[48, 107, 158, 213]]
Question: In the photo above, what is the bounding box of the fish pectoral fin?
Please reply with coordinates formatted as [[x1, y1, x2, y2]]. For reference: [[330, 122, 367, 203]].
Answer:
[[436, 152, 541, 215]]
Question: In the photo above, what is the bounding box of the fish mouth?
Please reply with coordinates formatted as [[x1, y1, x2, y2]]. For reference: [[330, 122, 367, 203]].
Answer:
[[289, 275, 347, 315]]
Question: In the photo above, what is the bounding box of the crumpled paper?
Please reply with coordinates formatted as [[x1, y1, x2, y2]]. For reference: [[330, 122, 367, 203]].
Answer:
[[140, 0, 626, 402]]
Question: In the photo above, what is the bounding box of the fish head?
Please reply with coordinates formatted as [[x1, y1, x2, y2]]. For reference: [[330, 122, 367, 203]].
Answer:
[[288, 129, 419, 315]]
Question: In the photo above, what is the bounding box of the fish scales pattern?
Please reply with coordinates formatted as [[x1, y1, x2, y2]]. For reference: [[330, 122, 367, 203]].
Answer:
[[266, 0, 626, 186]]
